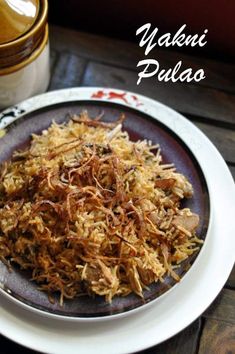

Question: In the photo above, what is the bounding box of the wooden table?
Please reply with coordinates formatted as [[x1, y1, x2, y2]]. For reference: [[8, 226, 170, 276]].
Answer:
[[1, 25, 235, 354]]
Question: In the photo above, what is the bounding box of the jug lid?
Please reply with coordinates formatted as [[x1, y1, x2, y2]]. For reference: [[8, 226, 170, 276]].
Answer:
[[0, 0, 40, 44]]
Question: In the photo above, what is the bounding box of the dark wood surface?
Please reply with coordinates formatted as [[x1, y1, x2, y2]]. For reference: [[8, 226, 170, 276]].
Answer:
[[1, 25, 235, 354]]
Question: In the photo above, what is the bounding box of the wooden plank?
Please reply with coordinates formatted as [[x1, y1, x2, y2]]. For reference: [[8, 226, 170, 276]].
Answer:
[[81, 61, 235, 125], [50, 48, 58, 73], [226, 265, 235, 288], [203, 289, 235, 324], [141, 319, 201, 354], [198, 319, 235, 354], [49, 25, 235, 93], [193, 122, 235, 163], [228, 165, 235, 181], [0, 334, 38, 354], [49, 52, 87, 91]]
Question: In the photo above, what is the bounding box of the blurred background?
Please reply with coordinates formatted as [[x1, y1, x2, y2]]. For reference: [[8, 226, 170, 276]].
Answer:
[[49, 0, 235, 61]]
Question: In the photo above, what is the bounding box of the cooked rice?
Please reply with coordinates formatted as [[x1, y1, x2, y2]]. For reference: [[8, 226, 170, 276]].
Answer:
[[0, 111, 201, 304]]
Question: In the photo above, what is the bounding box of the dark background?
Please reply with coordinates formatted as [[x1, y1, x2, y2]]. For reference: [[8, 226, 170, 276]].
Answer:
[[48, 0, 235, 61]]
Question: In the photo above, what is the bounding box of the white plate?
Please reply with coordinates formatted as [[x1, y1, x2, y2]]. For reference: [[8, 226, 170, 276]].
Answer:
[[0, 87, 234, 354]]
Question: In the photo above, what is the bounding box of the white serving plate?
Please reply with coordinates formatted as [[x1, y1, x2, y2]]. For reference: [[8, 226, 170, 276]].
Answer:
[[0, 87, 234, 354]]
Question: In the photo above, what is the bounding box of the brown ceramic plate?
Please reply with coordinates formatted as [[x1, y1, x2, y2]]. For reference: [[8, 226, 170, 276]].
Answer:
[[0, 100, 210, 318]]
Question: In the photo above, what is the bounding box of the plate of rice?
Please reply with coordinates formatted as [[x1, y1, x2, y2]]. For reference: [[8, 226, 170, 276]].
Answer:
[[0, 88, 209, 318]]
